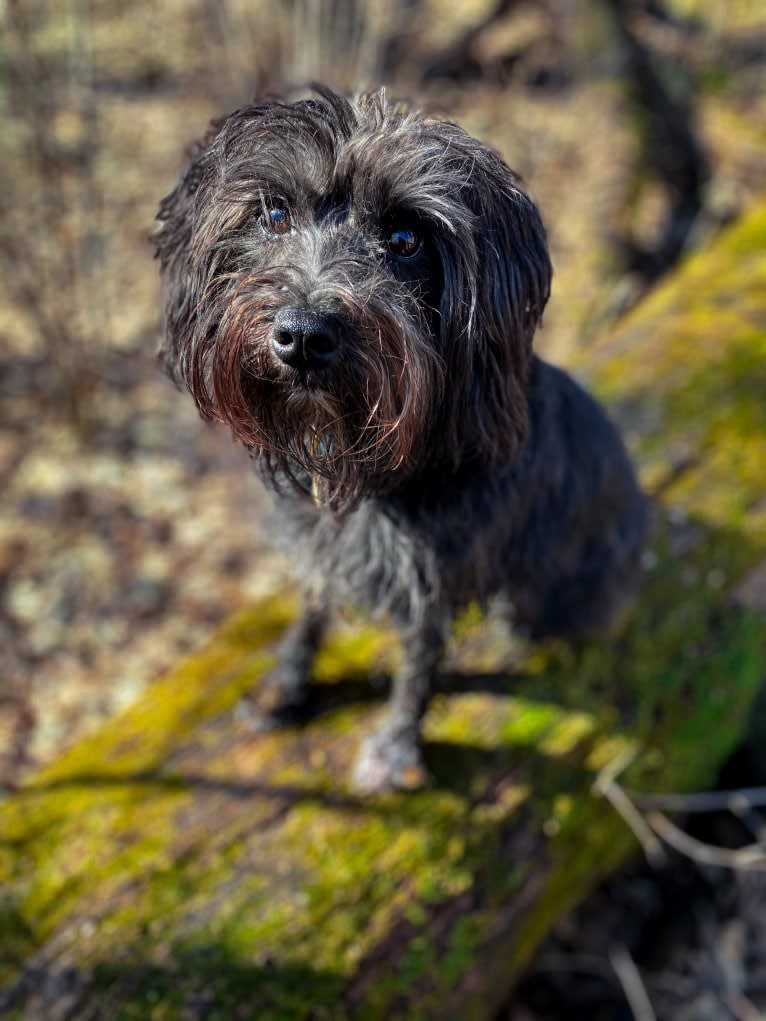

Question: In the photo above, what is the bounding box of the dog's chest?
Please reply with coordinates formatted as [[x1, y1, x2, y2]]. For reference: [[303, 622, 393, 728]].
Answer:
[[274, 496, 433, 615], [274, 485, 511, 620]]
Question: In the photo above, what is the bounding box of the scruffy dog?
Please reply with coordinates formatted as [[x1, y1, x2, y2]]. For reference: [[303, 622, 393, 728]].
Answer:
[[155, 86, 647, 792]]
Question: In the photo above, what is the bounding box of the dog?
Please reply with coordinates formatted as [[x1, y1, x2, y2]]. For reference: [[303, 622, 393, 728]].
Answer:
[[155, 86, 647, 792]]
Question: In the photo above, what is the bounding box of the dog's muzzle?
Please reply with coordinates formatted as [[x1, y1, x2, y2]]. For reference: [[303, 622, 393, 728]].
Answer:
[[272, 307, 340, 371]]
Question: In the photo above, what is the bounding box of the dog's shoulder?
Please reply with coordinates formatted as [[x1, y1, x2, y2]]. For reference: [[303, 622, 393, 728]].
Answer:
[[527, 356, 635, 470]]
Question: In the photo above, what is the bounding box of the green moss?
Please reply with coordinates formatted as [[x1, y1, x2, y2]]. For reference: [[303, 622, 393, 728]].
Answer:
[[313, 623, 400, 682], [0, 896, 35, 988]]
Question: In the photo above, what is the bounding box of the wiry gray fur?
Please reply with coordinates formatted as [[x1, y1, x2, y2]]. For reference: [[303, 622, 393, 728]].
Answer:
[[155, 86, 647, 791]]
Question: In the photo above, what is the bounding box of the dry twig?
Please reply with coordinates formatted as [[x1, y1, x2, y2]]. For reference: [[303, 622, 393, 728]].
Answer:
[[595, 752, 766, 871], [593, 747, 668, 867], [646, 812, 766, 871], [632, 787, 766, 815], [609, 945, 657, 1021]]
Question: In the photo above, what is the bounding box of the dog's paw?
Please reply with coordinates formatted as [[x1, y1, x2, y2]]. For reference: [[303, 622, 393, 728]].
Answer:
[[235, 670, 309, 732], [352, 728, 428, 794]]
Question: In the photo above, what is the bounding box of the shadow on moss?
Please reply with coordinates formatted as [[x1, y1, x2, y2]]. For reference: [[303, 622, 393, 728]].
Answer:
[[2, 950, 346, 1021]]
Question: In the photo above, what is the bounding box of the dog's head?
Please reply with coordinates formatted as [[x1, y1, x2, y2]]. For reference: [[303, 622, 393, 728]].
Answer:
[[155, 86, 551, 510]]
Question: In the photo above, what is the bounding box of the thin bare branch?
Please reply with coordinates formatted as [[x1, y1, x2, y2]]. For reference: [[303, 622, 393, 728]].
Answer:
[[609, 945, 657, 1021], [647, 812, 766, 871], [632, 786, 766, 815], [593, 749, 668, 867]]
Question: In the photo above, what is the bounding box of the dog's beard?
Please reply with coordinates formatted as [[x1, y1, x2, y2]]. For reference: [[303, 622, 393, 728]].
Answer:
[[185, 275, 445, 511]]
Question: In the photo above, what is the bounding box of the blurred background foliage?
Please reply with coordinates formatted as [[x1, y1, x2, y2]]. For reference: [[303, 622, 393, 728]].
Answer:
[[1, 0, 765, 798]]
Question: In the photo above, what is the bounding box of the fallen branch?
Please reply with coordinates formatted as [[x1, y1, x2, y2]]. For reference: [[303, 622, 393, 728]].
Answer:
[[646, 812, 766, 871], [609, 945, 657, 1021], [593, 747, 668, 867], [596, 755, 766, 871]]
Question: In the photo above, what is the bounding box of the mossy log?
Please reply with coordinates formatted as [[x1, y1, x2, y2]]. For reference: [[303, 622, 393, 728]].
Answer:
[[2, 202, 766, 1021]]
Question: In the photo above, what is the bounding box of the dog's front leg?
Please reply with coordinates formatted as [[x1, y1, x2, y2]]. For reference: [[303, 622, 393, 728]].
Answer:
[[353, 615, 444, 793], [255, 598, 327, 725]]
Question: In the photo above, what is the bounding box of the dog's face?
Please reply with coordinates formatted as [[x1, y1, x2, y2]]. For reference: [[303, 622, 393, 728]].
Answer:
[[155, 87, 551, 509]]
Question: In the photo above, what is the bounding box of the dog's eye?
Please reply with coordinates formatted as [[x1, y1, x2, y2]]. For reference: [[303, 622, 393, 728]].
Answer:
[[262, 206, 292, 236], [387, 227, 421, 258]]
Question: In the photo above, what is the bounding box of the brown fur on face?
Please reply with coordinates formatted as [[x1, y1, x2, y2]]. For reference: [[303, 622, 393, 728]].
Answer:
[[155, 87, 551, 510]]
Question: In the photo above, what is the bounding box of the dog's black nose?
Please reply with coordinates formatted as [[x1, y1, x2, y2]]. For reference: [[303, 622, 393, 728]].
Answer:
[[272, 308, 339, 370]]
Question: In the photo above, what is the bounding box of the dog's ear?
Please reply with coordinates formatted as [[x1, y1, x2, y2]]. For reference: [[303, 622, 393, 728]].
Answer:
[[153, 121, 224, 392], [437, 141, 552, 465]]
